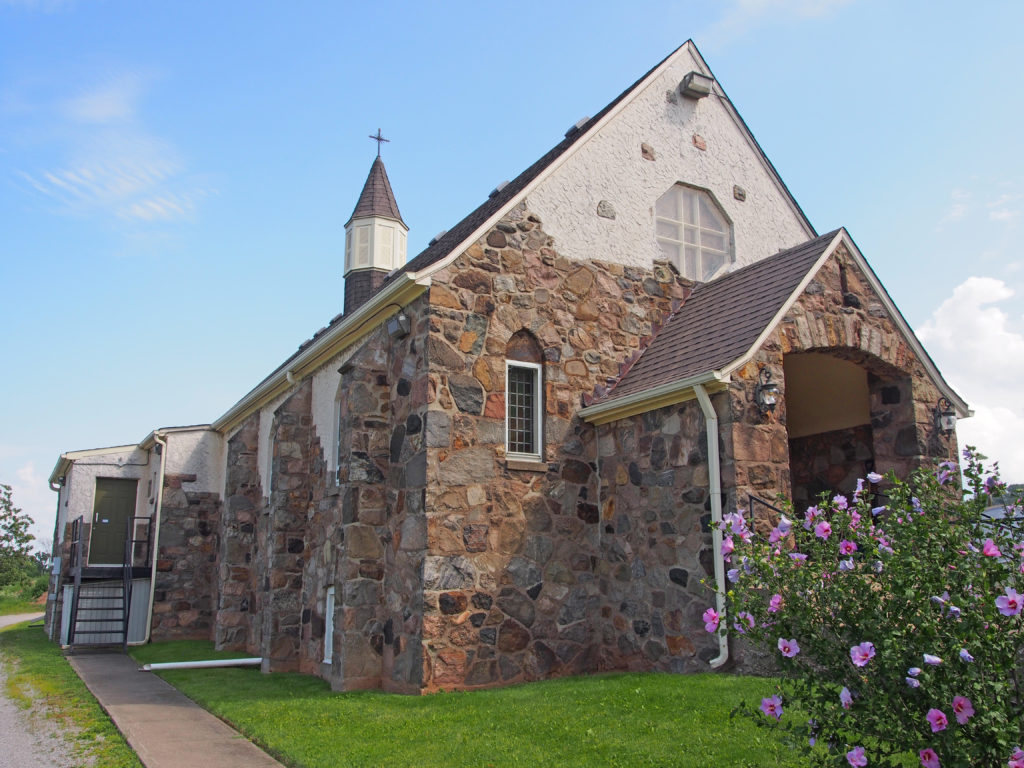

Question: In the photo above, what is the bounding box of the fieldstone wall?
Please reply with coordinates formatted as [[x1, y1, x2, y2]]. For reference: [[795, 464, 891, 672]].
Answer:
[[151, 474, 221, 640], [728, 243, 958, 515], [216, 412, 262, 653], [789, 424, 873, 509], [257, 380, 314, 672], [594, 399, 723, 672], [421, 203, 693, 690], [214, 296, 430, 691]]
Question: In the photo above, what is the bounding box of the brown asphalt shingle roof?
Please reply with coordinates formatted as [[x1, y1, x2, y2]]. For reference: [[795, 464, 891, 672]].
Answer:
[[348, 156, 404, 225], [601, 230, 841, 402]]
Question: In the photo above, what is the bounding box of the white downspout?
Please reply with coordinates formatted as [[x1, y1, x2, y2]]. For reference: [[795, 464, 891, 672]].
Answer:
[[136, 431, 168, 646], [694, 384, 729, 668]]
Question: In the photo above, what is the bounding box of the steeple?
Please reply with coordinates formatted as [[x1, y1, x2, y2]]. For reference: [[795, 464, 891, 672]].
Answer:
[[344, 137, 408, 315]]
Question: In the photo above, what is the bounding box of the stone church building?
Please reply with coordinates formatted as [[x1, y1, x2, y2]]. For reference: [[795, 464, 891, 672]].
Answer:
[[46, 41, 967, 693]]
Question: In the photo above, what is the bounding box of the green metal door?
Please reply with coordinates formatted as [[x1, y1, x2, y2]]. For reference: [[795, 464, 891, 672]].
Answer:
[[89, 478, 137, 565]]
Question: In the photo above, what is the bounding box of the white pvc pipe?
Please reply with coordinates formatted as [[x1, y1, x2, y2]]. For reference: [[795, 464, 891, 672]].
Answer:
[[142, 657, 262, 671], [694, 384, 729, 669], [136, 432, 168, 646]]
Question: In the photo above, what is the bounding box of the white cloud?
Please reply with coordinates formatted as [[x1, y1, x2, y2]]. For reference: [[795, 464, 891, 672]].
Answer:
[[918, 277, 1024, 480], [989, 208, 1019, 223], [13, 72, 212, 223], [63, 74, 143, 124]]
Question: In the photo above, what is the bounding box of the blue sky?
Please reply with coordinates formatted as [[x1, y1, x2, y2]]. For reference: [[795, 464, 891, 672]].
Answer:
[[2, 0, 1022, 543]]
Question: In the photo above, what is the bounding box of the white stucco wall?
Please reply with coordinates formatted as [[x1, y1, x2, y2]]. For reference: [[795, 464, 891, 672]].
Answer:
[[56, 446, 158, 542], [527, 44, 813, 274], [257, 392, 289, 498], [311, 353, 346, 476], [164, 428, 225, 494]]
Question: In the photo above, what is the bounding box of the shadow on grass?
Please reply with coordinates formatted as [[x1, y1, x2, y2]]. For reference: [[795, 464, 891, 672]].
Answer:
[[132, 640, 804, 768]]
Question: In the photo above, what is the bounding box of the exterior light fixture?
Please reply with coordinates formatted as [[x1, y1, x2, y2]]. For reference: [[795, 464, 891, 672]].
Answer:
[[679, 71, 714, 99], [387, 312, 411, 339], [755, 368, 780, 414], [934, 396, 957, 435]]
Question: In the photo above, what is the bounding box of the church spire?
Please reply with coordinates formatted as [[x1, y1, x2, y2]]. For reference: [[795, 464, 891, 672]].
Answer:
[[346, 155, 405, 227], [343, 136, 408, 315]]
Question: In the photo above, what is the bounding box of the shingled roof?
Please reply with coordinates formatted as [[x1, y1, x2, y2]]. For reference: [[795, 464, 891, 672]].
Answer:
[[600, 230, 842, 402], [347, 156, 404, 225], [386, 40, 814, 284]]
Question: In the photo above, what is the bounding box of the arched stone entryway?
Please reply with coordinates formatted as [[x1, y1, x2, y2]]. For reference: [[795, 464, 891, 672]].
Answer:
[[783, 350, 915, 511]]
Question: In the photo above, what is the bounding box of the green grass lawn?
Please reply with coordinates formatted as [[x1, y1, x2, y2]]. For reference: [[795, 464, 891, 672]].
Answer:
[[132, 640, 802, 768], [0, 622, 141, 767]]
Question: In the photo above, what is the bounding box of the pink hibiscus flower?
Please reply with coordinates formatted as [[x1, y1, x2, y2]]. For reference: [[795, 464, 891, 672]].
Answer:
[[777, 637, 800, 658], [815, 520, 832, 540], [982, 538, 1003, 557], [926, 708, 948, 733], [846, 746, 867, 766], [760, 694, 783, 720], [918, 747, 940, 768], [996, 587, 1022, 617], [839, 539, 858, 555], [850, 641, 875, 667], [702, 607, 719, 633], [952, 696, 974, 724]]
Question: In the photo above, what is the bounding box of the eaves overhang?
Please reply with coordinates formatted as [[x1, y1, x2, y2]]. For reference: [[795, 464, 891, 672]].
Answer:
[[47, 443, 140, 487], [211, 273, 429, 436], [579, 371, 731, 425]]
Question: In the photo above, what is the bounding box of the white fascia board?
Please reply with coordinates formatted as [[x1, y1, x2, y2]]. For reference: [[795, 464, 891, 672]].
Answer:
[[715, 229, 971, 418], [578, 371, 731, 425], [717, 230, 845, 378], [686, 45, 816, 241], [47, 444, 142, 486], [406, 45, 695, 285], [212, 273, 427, 436], [838, 233, 972, 418]]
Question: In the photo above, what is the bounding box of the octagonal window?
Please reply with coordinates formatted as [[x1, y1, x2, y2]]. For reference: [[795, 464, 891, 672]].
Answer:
[[655, 185, 732, 281]]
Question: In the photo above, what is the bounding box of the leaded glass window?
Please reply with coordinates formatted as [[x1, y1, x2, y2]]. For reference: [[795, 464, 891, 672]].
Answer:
[[506, 362, 541, 458]]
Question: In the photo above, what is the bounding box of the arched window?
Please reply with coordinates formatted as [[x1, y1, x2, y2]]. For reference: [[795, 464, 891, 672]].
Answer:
[[505, 330, 543, 461], [655, 185, 732, 281]]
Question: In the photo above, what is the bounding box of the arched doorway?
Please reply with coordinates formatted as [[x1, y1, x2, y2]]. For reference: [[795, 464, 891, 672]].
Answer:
[[783, 352, 912, 511]]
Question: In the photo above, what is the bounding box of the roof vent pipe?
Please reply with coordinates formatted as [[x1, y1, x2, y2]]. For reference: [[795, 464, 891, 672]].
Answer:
[[488, 181, 510, 198], [428, 230, 448, 246], [564, 116, 591, 137]]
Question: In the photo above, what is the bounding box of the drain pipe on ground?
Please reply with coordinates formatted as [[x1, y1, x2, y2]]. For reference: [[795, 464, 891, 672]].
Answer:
[[694, 384, 729, 669], [137, 431, 168, 646], [142, 658, 262, 671]]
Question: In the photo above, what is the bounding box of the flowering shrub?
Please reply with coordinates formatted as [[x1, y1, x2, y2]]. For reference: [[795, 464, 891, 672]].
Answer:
[[708, 449, 1024, 767]]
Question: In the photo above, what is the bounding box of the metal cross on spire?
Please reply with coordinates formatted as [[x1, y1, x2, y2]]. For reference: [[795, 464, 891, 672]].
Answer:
[[369, 128, 389, 157]]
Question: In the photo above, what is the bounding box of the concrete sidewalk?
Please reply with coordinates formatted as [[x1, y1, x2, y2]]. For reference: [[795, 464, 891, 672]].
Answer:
[[69, 653, 285, 768]]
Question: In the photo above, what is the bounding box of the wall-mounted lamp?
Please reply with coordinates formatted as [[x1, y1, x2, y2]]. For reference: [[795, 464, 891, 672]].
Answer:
[[387, 312, 411, 339], [755, 368, 780, 414], [679, 71, 714, 99], [934, 396, 957, 435]]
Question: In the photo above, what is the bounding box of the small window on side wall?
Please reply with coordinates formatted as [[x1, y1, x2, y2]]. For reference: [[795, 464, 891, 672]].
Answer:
[[505, 330, 544, 461], [655, 184, 732, 281]]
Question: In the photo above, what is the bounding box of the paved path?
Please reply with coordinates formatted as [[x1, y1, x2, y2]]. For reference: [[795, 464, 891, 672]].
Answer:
[[69, 653, 285, 768], [0, 612, 44, 630], [0, 612, 78, 768]]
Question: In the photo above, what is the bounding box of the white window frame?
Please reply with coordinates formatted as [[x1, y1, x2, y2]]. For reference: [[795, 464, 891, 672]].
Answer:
[[505, 361, 543, 461], [655, 184, 733, 282], [323, 585, 335, 664]]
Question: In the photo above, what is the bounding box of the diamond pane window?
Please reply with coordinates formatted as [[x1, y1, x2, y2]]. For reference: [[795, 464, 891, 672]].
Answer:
[[655, 185, 732, 281]]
